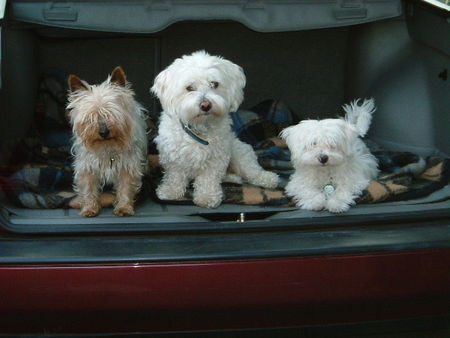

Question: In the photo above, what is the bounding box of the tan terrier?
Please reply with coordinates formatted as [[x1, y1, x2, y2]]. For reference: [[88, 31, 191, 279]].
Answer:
[[67, 67, 147, 217]]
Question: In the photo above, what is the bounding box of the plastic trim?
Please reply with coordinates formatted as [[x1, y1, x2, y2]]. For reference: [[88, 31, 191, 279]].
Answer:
[[9, 0, 403, 33], [0, 222, 449, 264], [1, 198, 449, 234]]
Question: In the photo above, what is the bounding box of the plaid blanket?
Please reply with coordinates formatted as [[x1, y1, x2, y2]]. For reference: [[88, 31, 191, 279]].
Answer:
[[229, 103, 448, 206], [6, 151, 449, 209], [3, 75, 449, 209]]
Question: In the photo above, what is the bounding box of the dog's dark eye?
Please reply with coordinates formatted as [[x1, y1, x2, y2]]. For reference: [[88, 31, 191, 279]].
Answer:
[[186, 85, 195, 92], [211, 81, 219, 89]]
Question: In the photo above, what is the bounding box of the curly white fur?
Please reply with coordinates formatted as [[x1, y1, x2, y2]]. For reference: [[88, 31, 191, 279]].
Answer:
[[151, 51, 279, 208], [281, 98, 379, 213]]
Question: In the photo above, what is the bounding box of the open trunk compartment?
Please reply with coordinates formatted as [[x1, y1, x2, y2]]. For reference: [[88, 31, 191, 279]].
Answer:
[[0, 0, 449, 235]]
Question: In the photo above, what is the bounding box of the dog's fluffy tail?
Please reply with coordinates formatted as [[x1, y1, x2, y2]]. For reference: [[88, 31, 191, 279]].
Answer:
[[343, 98, 376, 137]]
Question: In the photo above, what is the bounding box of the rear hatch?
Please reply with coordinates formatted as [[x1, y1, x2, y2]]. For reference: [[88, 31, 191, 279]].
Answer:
[[0, 0, 449, 333]]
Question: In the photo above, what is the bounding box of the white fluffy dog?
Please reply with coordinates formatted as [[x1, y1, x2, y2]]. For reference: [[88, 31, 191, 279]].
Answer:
[[281, 98, 379, 213], [151, 51, 279, 208]]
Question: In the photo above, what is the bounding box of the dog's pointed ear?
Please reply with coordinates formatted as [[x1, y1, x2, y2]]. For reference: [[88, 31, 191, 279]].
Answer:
[[223, 60, 246, 112], [110, 66, 127, 87], [68, 74, 89, 92]]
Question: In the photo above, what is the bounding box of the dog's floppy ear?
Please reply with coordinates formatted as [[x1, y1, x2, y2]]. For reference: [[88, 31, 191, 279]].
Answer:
[[110, 66, 127, 87], [68, 74, 89, 92], [222, 60, 246, 112], [151, 67, 169, 99], [280, 123, 308, 167], [343, 98, 376, 137], [280, 125, 296, 148], [280, 124, 302, 156]]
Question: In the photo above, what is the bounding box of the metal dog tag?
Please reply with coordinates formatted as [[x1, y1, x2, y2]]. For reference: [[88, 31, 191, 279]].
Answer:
[[323, 184, 335, 196]]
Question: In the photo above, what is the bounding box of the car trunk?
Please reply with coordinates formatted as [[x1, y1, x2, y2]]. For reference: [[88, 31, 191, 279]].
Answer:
[[0, 0, 449, 335], [0, 0, 448, 236]]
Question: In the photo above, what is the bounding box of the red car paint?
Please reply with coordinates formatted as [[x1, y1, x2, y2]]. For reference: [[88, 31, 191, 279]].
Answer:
[[0, 248, 449, 334]]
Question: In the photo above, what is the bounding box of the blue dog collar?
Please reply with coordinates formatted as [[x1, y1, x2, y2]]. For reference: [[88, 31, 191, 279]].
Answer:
[[180, 120, 209, 146]]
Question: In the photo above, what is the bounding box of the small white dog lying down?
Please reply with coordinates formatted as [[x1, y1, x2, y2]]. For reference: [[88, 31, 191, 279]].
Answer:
[[281, 98, 379, 213], [151, 51, 279, 208]]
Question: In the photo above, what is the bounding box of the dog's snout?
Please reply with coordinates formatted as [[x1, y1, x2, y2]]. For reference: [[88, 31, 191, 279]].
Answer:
[[99, 123, 110, 139], [319, 155, 329, 164], [200, 101, 212, 112]]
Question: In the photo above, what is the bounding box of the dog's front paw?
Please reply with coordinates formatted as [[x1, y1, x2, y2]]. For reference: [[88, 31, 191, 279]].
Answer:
[[299, 194, 326, 211], [114, 204, 135, 217], [326, 191, 356, 213], [326, 199, 352, 213], [193, 190, 223, 209], [251, 171, 279, 189], [80, 204, 100, 217], [156, 182, 185, 200]]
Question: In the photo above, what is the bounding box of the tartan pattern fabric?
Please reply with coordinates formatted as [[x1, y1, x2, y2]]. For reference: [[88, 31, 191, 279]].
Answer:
[[3, 85, 449, 209], [5, 155, 449, 209]]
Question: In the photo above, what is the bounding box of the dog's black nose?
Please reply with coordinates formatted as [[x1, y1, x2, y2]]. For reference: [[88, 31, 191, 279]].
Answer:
[[319, 155, 329, 164], [99, 123, 110, 139], [200, 101, 212, 112]]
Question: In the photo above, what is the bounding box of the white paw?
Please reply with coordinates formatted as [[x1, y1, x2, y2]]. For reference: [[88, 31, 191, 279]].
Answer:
[[250, 171, 279, 189], [156, 183, 185, 200], [299, 194, 326, 211], [193, 189, 223, 209], [326, 199, 352, 213]]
